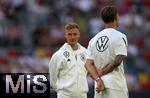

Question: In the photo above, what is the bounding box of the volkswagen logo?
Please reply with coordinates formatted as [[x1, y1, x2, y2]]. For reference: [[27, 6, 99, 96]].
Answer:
[[96, 36, 109, 52]]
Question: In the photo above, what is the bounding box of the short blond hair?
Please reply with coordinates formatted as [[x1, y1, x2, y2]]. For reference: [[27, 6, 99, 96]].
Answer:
[[65, 22, 79, 31]]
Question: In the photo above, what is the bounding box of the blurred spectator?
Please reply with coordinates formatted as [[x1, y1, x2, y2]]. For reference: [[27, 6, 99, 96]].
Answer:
[[3, 23, 21, 47]]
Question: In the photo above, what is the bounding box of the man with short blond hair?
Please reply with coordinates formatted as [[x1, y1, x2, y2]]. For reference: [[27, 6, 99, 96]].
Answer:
[[49, 22, 90, 98]]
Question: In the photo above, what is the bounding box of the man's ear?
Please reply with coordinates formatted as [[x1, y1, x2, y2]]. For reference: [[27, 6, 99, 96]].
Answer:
[[65, 32, 67, 37], [79, 32, 80, 37]]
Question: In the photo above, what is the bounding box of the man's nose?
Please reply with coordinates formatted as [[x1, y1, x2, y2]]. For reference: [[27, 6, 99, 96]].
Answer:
[[70, 35, 75, 38]]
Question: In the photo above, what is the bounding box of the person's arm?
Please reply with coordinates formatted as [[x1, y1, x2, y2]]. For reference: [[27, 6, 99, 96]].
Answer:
[[49, 53, 59, 90], [85, 59, 104, 92], [98, 55, 126, 76], [98, 34, 128, 76], [85, 59, 99, 80]]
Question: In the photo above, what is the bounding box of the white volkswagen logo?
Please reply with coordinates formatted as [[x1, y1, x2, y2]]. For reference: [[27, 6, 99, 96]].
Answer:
[[96, 36, 109, 52]]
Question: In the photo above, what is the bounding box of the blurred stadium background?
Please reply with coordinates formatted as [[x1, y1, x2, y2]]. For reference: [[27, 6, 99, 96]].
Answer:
[[0, 0, 150, 98]]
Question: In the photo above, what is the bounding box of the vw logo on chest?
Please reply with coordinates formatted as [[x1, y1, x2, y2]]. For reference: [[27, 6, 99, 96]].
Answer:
[[96, 36, 109, 52], [63, 51, 70, 58]]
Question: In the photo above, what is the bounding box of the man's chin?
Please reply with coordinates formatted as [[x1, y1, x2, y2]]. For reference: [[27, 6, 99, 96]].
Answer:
[[68, 42, 75, 45]]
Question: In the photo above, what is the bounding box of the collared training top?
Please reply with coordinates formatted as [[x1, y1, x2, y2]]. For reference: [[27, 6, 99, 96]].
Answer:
[[49, 43, 89, 95]]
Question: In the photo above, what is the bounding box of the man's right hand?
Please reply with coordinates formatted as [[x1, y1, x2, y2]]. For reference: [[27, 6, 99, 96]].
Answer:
[[97, 68, 103, 76], [96, 78, 105, 93]]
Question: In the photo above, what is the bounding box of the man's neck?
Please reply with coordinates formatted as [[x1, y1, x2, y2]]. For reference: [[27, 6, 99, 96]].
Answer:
[[72, 45, 78, 51], [70, 44, 78, 51], [105, 22, 117, 29]]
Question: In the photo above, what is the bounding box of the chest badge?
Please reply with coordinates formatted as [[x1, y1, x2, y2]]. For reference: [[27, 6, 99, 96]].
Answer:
[[63, 51, 70, 58], [80, 54, 85, 62]]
